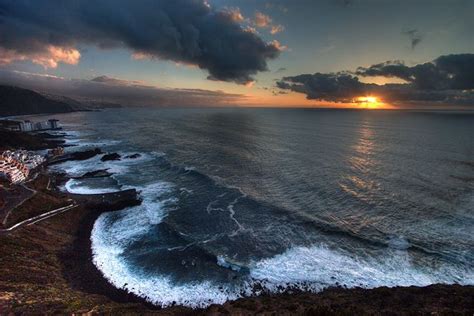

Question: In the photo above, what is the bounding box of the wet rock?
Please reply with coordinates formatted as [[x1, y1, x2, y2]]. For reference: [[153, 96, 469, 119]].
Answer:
[[47, 148, 102, 165], [74, 169, 112, 179], [69, 188, 141, 210], [101, 153, 121, 162], [71, 148, 102, 161], [125, 153, 141, 159]]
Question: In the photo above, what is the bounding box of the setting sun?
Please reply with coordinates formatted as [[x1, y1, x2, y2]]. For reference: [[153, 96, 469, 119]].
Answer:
[[357, 96, 380, 109]]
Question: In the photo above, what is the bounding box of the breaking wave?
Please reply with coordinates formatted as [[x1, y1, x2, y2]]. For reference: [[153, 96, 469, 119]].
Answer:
[[89, 171, 474, 308], [64, 178, 121, 194]]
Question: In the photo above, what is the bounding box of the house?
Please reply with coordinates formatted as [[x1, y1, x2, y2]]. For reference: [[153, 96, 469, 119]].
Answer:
[[0, 152, 30, 184], [48, 119, 59, 129], [21, 120, 34, 132], [34, 121, 49, 130], [34, 119, 61, 131]]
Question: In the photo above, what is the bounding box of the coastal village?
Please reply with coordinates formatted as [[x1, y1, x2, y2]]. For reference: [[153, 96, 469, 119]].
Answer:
[[0, 118, 72, 236], [0, 118, 63, 184], [0, 117, 139, 232], [0, 117, 151, 314]]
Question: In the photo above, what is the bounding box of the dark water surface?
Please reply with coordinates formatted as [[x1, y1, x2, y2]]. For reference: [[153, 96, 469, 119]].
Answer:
[[46, 108, 474, 307]]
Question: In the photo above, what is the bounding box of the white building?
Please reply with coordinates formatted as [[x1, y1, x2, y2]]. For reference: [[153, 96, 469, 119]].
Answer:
[[20, 120, 34, 132], [0, 119, 60, 132]]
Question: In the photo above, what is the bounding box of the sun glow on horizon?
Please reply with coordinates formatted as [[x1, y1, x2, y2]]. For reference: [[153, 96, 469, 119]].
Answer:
[[357, 96, 381, 109]]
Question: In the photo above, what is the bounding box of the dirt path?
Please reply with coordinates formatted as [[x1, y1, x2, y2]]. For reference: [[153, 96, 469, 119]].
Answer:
[[0, 203, 77, 234]]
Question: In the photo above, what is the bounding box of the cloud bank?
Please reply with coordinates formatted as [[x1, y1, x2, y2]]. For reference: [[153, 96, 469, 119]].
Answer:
[[0, 0, 282, 84], [277, 54, 474, 106], [0, 70, 247, 107]]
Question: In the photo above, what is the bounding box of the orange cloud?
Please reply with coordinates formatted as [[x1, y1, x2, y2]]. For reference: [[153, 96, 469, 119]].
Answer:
[[244, 26, 258, 34], [245, 81, 255, 88], [0, 45, 80, 68], [270, 40, 288, 52], [131, 52, 153, 60], [253, 11, 285, 35], [254, 11, 272, 27], [270, 24, 285, 34], [223, 7, 244, 22]]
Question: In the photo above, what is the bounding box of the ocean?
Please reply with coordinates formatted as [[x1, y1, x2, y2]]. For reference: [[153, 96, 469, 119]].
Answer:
[[45, 108, 474, 308]]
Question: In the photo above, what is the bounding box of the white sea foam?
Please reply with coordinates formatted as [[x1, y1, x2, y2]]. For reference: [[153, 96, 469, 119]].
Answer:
[[68, 139, 122, 149], [92, 225, 239, 308], [50, 156, 129, 178], [49, 155, 102, 176], [249, 244, 474, 292], [387, 235, 411, 250], [91, 187, 474, 309], [59, 129, 84, 138], [52, 132, 160, 195], [50, 150, 156, 178], [61, 129, 121, 149], [92, 223, 474, 309], [91, 181, 173, 252], [90, 181, 242, 308], [89, 175, 474, 308], [64, 178, 121, 195], [216, 256, 242, 272]]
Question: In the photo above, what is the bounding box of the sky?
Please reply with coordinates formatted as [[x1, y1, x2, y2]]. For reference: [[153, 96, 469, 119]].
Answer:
[[0, 0, 473, 109]]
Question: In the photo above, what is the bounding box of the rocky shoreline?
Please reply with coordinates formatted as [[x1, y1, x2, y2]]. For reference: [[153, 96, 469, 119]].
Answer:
[[0, 131, 473, 315], [58, 184, 194, 315]]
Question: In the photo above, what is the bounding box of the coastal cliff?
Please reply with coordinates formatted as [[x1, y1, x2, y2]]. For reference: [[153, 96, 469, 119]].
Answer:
[[0, 85, 78, 117], [0, 85, 122, 117]]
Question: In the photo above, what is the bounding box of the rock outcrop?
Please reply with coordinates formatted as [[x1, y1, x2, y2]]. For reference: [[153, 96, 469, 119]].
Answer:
[[101, 153, 121, 162]]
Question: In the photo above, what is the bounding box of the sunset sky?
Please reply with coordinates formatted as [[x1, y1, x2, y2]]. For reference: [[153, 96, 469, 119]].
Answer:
[[0, 0, 473, 108]]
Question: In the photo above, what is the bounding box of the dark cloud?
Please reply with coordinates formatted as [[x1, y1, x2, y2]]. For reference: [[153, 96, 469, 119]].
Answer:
[[402, 29, 423, 50], [277, 54, 474, 106], [0, 70, 247, 107], [277, 73, 373, 102], [272, 90, 288, 96], [0, 0, 282, 84], [275, 67, 287, 73], [356, 54, 474, 90], [90, 75, 145, 86]]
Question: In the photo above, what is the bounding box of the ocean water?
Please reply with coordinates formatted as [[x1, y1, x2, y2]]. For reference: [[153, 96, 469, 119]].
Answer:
[[45, 108, 474, 308]]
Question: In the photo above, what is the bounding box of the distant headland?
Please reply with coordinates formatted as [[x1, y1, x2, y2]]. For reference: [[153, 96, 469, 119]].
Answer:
[[0, 85, 122, 117]]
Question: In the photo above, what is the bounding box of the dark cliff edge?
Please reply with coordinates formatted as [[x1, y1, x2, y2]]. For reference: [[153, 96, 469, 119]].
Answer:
[[0, 85, 80, 117]]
